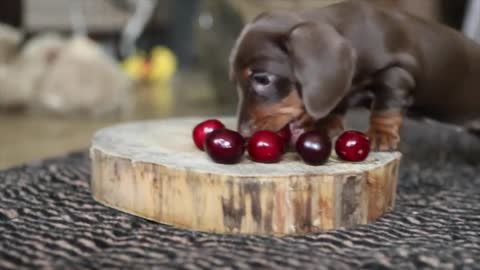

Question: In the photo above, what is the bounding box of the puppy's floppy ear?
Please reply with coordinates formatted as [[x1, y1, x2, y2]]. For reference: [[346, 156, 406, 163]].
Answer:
[[229, 22, 253, 82], [287, 23, 356, 120]]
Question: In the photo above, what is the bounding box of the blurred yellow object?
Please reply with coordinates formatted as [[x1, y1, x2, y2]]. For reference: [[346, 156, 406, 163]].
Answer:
[[122, 46, 177, 83], [122, 52, 147, 81], [122, 46, 177, 115], [148, 46, 177, 82]]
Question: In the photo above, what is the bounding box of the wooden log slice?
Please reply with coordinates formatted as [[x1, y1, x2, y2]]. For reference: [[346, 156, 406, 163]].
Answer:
[[90, 117, 401, 236]]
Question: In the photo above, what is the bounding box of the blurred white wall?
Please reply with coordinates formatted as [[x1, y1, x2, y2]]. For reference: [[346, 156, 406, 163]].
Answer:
[[25, 0, 130, 32], [464, 0, 480, 42]]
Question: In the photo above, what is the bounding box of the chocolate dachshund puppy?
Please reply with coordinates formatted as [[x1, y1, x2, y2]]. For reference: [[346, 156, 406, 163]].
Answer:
[[230, 0, 480, 151]]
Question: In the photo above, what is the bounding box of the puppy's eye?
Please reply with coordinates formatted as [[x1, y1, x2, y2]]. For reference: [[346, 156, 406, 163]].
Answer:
[[251, 73, 272, 86]]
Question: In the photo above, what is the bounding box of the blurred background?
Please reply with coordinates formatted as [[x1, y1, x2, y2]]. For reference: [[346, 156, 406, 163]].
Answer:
[[0, 0, 478, 169]]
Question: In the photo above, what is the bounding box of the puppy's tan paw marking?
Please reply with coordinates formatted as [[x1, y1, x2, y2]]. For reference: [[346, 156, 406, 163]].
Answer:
[[367, 112, 403, 151]]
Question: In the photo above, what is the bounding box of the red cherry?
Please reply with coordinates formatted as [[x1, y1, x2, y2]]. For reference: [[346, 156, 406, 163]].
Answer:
[[192, 119, 225, 151], [205, 129, 245, 164], [276, 125, 292, 150], [295, 131, 332, 166], [248, 131, 284, 163], [335, 131, 370, 162]]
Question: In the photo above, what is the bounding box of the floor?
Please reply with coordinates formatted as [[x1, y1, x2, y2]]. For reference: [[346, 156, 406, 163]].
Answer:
[[0, 114, 113, 169], [0, 72, 232, 169]]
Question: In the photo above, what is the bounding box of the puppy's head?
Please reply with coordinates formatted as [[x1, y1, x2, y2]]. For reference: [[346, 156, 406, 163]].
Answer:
[[230, 12, 356, 138]]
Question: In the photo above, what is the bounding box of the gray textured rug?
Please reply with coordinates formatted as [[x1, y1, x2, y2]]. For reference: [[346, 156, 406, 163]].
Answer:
[[1, 117, 480, 269]]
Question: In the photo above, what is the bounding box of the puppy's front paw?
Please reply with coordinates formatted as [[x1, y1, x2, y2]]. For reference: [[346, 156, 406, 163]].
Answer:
[[316, 114, 345, 138], [367, 111, 403, 152], [366, 129, 400, 151], [295, 113, 316, 129]]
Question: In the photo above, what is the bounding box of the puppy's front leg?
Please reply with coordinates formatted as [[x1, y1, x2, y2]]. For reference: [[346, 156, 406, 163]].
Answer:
[[316, 114, 345, 137], [295, 100, 347, 137], [315, 100, 349, 137], [368, 67, 414, 151]]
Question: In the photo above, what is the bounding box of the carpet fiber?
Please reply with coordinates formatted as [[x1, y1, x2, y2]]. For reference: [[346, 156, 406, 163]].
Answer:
[[1, 118, 480, 269]]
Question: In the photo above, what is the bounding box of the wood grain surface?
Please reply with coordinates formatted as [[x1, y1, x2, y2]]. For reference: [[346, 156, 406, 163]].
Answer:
[[90, 117, 401, 235]]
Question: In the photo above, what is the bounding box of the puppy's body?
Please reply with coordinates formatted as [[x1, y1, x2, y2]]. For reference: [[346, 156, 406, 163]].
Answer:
[[308, 3, 480, 123], [230, 1, 480, 150]]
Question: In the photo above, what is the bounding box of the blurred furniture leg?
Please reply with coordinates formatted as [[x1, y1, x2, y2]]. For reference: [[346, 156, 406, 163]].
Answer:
[[168, 0, 199, 70], [119, 0, 156, 58], [0, 0, 23, 28]]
